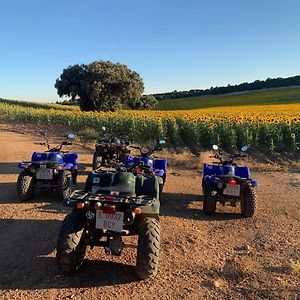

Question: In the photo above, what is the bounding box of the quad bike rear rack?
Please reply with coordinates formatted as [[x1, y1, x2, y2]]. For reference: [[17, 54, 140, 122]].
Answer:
[[65, 189, 155, 207]]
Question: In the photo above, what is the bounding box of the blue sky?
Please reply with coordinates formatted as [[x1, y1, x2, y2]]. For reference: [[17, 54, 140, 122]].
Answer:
[[0, 0, 300, 102]]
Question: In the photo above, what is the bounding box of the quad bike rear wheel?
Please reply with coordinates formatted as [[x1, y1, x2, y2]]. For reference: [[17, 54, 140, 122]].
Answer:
[[159, 184, 163, 201], [92, 151, 102, 170], [241, 187, 257, 217], [56, 170, 73, 201], [56, 212, 87, 273], [203, 183, 217, 215], [72, 169, 78, 186], [136, 217, 160, 279], [17, 170, 35, 201]]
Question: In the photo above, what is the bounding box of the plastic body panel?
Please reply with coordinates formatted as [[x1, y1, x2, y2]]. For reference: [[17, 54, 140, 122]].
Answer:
[[203, 163, 257, 188], [63, 153, 78, 166], [203, 163, 250, 179], [153, 159, 167, 171], [31, 152, 48, 162], [79, 171, 160, 215], [124, 155, 153, 168]]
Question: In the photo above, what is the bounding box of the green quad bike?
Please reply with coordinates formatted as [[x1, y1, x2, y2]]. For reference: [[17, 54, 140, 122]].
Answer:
[[56, 169, 160, 279]]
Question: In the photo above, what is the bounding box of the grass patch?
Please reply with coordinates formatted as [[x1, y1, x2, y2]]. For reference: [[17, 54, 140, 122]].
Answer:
[[77, 128, 99, 140], [222, 257, 262, 283], [287, 259, 300, 276]]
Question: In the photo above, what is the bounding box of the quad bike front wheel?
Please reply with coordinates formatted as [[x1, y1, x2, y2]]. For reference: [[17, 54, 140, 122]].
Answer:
[[56, 212, 87, 273], [241, 187, 257, 217], [56, 170, 73, 201], [203, 183, 217, 215], [136, 217, 160, 279], [17, 170, 35, 201]]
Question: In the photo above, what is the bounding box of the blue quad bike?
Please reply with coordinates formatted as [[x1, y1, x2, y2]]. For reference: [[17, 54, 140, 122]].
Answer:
[[17, 132, 78, 202], [124, 140, 167, 199], [201, 145, 258, 217]]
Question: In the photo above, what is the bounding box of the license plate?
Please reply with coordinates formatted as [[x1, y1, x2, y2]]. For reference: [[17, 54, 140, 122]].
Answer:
[[36, 168, 53, 179], [95, 210, 124, 232], [223, 184, 240, 196]]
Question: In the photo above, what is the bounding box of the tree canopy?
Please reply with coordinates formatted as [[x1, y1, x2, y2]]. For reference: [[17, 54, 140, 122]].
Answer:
[[127, 95, 158, 110], [55, 60, 144, 112]]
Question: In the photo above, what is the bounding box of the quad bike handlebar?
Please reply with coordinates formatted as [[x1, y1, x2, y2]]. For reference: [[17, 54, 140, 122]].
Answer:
[[115, 161, 159, 177], [211, 146, 248, 165], [130, 145, 163, 158], [35, 134, 75, 152], [98, 128, 131, 146]]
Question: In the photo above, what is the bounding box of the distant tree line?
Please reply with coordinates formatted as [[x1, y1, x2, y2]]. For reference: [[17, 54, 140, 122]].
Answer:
[[152, 75, 300, 100]]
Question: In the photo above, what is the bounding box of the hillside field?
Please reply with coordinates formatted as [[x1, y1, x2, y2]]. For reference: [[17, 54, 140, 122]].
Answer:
[[154, 86, 300, 110]]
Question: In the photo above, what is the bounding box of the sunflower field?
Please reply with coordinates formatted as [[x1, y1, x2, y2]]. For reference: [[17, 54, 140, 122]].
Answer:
[[0, 95, 300, 154]]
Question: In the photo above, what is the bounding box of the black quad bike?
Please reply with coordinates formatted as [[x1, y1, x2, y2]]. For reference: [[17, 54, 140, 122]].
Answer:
[[92, 127, 131, 170], [202, 145, 258, 217], [56, 169, 161, 279]]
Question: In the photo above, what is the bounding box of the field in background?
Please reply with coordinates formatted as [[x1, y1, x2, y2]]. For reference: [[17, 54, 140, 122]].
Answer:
[[0, 98, 78, 111], [1, 87, 300, 154], [155, 86, 300, 110]]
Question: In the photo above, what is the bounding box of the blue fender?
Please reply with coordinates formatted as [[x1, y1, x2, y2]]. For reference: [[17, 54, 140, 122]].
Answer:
[[203, 175, 216, 185], [203, 163, 223, 177], [63, 163, 74, 170], [63, 153, 78, 167], [251, 179, 259, 187], [153, 159, 167, 171], [18, 162, 31, 169], [155, 169, 165, 177], [235, 166, 250, 178]]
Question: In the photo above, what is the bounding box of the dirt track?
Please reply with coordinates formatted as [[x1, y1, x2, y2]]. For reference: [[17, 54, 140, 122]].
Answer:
[[0, 128, 299, 300]]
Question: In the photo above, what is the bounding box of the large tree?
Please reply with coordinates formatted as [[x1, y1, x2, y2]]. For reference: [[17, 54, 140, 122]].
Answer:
[[55, 60, 144, 112], [127, 95, 158, 110]]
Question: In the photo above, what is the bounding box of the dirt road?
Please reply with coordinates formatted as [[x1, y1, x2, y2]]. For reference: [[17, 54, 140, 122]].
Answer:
[[0, 129, 299, 300]]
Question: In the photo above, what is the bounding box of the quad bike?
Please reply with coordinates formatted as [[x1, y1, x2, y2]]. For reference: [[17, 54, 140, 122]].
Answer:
[[56, 168, 161, 279], [92, 127, 131, 170], [201, 145, 258, 217], [124, 140, 167, 199], [17, 132, 78, 202]]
